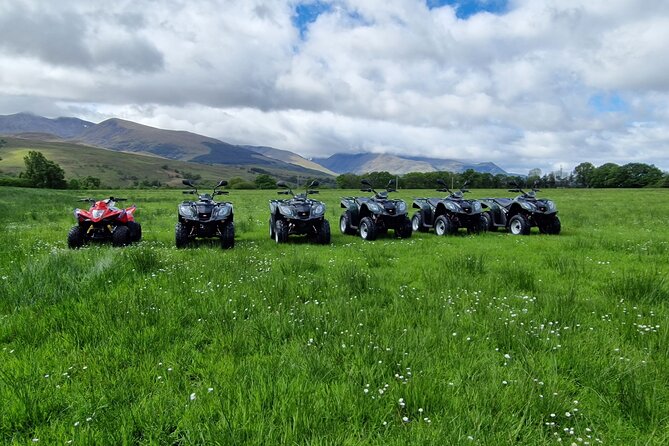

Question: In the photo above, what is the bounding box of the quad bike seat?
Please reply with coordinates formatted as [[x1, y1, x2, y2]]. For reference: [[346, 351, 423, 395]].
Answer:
[[494, 198, 513, 207]]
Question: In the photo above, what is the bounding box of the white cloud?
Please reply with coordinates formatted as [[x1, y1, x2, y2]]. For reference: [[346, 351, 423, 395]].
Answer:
[[1, 0, 668, 173]]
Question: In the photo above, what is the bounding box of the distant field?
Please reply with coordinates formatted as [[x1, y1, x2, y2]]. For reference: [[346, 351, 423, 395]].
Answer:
[[1, 186, 668, 444]]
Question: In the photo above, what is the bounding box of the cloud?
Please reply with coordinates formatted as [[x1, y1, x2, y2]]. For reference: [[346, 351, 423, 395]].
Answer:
[[0, 0, 668, 173]]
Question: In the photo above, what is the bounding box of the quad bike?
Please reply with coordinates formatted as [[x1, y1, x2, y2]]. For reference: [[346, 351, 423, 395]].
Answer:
[[67, 197, 141, 248], [479, 182, 561, 235], [176, 179, 234, 248], [269, 180, 330, 244], [411, 179, 487, 236], [339, 179, 412, 241]]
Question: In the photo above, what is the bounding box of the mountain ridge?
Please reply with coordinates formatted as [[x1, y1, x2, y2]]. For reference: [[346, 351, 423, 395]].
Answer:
[[313, 153, 507, 175]]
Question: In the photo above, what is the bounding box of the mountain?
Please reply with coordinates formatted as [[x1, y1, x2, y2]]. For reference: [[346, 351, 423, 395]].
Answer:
[[0, 136, 264, 188], [0, 113, 94, 138], [313, 153, 507, 175], [0, 113, 331, 179], [242, 145, 336, 176]]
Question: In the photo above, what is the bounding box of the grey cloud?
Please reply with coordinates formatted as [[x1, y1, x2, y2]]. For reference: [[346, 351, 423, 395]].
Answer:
[[0, 7, 91, 67], [93, 38, 164, 73]]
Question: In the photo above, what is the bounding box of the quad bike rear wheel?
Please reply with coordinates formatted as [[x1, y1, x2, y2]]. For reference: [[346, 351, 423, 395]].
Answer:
[[359, 217, 377, 241], [508, 214, 531, 235], [411, 212, 428, 232], [339, 212, 356, 235], [67, 225, 86, 249], [112, 225, 131, 247]]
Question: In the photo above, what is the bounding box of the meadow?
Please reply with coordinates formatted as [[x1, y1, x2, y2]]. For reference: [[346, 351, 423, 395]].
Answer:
[[0, 186, 668, 445]]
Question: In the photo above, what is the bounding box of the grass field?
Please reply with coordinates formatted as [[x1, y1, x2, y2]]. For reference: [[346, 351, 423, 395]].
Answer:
[[1, 186, 668, 445]]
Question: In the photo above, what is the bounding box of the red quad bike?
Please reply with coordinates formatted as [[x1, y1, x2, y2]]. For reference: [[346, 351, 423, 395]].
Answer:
[[67, 197, 142, 248]]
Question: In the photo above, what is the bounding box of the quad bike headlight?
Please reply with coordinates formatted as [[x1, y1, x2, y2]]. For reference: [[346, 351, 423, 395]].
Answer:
[[472, 201, 482, 212], [397, 201, 407, 213], [214, 205, 231, 218], [311, 203, 325, 215], [279, 205, 294, 217], [545, 200, 556, 212], [520, 202, 536, 211], [445, 202, 458, 212], [92, 210, 105, 219], [179, 204, 197, 218], [367, 203, 381, 213]]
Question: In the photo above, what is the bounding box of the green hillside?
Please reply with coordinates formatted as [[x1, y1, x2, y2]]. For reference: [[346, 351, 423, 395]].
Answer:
[[0, 136, 330, 188]]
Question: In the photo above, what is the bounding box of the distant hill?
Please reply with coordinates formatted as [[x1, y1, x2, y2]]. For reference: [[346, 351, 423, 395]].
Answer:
[[242, 145, 336, 176], [0, 136, 270, 188], [0, 113, 331, 179], [313, 153, 507, 175], [0, 113, 94, 138]]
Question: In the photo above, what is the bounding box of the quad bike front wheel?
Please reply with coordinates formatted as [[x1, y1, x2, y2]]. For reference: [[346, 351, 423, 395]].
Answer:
[[112, 226, 131, 247], [508, 214, 531, 235], [315, 219, 331, 244], [67, 225, 86, 249], [175, 222, 190, 248], [396, 217, 412, 238], [127, 221, 142, 242], [269, 217, 275, 239], [467, 215, 488, 235], [274, 219, 288, 243], [434, 215, 451, 236], [359, 217, 377, 241], [539, 216, 561, 235], [220, 222, 235, 249]]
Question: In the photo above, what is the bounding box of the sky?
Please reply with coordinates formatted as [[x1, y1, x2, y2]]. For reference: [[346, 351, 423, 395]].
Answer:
[[1, 0, 669, 175]]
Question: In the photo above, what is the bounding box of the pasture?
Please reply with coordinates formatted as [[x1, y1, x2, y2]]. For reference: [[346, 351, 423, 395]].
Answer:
[[1, 186, 668, 445]]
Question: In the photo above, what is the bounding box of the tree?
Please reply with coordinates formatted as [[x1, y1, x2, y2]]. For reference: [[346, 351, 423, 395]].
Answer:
[[81, 176, 101, 189], [336, 173, 361, 189], [591, 163, 620, 188], [254, 174, 276, 189], [363, 171, 395, 188], [0, 138, 6, 160], [573, 162, 595, 188], [617, 163, 663, 188], [23, 151, 67, 189]]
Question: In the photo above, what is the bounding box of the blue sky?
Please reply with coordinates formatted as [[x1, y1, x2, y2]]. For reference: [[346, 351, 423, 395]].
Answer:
[[293, 0, 509, 38], [426, 0, 508, 19]]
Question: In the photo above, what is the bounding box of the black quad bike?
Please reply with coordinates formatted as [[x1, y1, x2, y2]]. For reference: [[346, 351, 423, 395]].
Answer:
[[479, 182, 561, 235], [339, 179, 412, 241], [411, 179, 487, 236], [176, 179, 235, 248], [269, 180, 330, 244]]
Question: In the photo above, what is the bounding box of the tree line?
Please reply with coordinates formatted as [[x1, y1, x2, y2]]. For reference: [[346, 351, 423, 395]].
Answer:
[[336, 162, 668, 189], [1, 149, 666, 190]]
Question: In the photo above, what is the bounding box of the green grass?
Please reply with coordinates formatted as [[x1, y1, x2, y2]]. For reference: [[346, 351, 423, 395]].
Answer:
[[1, 187, 668, 444]]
